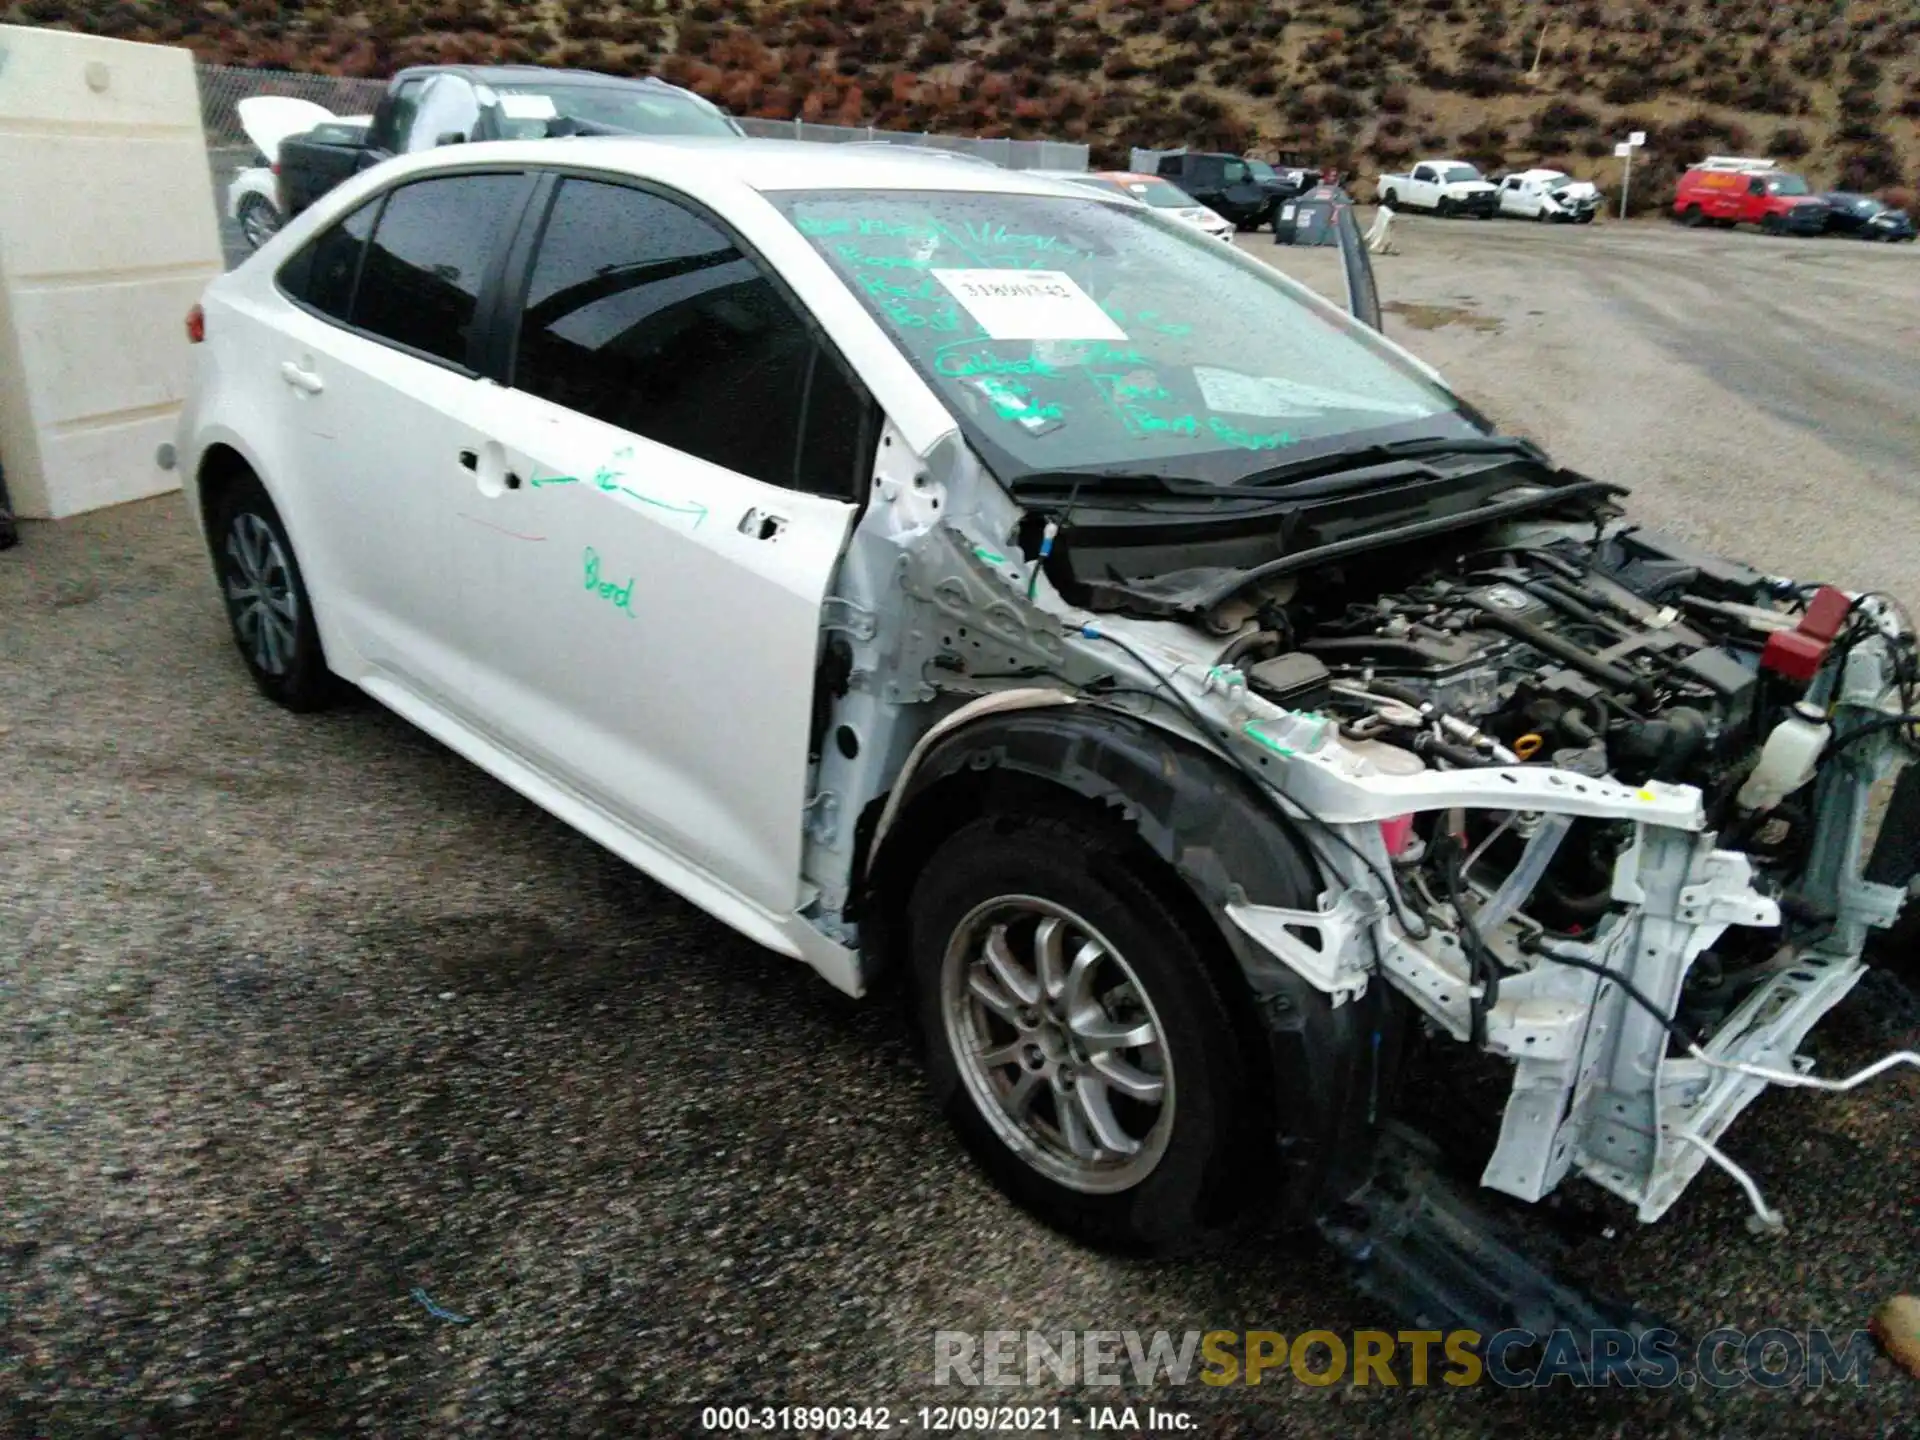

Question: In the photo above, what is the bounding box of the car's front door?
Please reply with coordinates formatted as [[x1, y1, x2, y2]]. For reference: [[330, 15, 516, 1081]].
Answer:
[[451, 173, 874, 916], [270, 169, 533, 697]]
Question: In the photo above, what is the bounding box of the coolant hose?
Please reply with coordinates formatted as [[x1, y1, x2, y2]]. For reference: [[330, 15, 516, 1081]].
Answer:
[[1476, 813, 1575, 933]]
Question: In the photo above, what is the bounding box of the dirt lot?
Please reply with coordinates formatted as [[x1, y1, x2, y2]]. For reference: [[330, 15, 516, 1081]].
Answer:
[[3, 215, 1918, 1438]]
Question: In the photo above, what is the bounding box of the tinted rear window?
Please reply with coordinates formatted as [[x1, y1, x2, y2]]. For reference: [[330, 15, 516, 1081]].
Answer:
[[350, 173, 525, 366]]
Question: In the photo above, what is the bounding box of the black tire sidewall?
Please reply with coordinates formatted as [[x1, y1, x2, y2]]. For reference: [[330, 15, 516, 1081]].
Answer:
[[908, 813, 1268, 1253], [212, 475, 337, 711]]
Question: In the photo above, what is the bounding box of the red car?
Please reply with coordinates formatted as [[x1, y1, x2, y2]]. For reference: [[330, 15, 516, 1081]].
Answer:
[[1673, 156, 1829, 235]]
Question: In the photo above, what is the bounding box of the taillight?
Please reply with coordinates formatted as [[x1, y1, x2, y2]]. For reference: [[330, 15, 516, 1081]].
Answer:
[[185, 304, 205, 344], [270, 161, 280, 175]]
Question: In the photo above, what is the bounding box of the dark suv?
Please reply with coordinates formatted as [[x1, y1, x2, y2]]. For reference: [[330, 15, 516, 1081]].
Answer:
[[1149, 150, 1277, 229]]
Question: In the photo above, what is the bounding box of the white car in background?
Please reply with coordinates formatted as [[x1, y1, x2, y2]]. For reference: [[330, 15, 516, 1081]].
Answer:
[[227, 96, 373, 251], [168, 137, 1919, 1300], [1037, 169, 1236, 241], [1495, 168, 1602, 223]]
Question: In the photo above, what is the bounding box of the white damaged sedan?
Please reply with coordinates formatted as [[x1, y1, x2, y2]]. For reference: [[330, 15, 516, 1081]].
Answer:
[[171, 137, 1918, 1314]]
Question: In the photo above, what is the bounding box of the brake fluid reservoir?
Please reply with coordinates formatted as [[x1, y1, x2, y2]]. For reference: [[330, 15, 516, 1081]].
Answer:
[[1736, 702, 1832, 813]]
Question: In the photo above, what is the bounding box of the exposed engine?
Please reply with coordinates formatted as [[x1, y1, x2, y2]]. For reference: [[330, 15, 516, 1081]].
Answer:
[[1219, 525, 1911, 948]]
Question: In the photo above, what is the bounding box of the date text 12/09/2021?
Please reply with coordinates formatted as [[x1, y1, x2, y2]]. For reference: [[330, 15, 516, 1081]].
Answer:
[[698, 1405, 1197, 1433]]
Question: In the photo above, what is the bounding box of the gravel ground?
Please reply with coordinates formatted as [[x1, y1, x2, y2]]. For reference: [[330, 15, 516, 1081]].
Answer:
[[3, 213, 1919, 1439]]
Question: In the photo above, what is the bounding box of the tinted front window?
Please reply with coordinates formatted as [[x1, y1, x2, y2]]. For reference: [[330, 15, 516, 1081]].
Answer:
[[1766, 174, 1811, 196], [774, 188, 1468, 488], [351, 174, 524, 366], [282, 200, 375, 320], [511, 178, 836, 490]]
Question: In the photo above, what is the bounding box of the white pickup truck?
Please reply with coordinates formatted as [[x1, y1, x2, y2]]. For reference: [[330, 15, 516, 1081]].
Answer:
[[1495, 167, 1602, 223], [1375, 159, 1499, 218]]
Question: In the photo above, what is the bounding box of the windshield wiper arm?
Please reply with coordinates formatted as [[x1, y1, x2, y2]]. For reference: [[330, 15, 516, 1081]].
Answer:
[[1235, 434, 1548, 490], [1009, 469, 1293, 501]]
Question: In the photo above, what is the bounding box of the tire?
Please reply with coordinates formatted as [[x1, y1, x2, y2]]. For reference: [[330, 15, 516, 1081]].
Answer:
[[1578, 212, 1595, 224], [1761, 213, 1784, 236], [1436, 196, 1456, 218], [1382, 188, 1399, 207], [908, 812, 1273, 1253], [1681, 203, 1704, 227], [237, 193, 280, 250], [211, 471, 340, 711]]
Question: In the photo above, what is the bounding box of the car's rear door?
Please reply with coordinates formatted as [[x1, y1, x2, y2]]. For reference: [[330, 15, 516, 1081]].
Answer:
[[268, 168, 535, 698], [449, 172, 874, 915]]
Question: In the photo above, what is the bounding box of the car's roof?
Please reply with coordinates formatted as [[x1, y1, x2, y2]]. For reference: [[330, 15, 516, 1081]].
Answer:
[[388, 135, 1104, 197], [1512, 167, 1571, 179], [390, 64, 691, 91]]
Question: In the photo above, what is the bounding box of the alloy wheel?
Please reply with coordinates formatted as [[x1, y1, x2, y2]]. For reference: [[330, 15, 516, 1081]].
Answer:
[[940, 895, 1174, 1194], [223, 512, 299, 677]]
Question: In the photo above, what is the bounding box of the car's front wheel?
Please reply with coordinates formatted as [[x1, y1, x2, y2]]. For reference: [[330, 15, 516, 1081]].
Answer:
[[237, 193, 280, 250], [213, 472, 339, 711], [909, 813, 1271, 1253]]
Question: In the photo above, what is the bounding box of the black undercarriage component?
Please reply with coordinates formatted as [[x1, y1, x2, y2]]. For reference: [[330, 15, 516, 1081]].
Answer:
[[1318, 1125, 1672, 1349]]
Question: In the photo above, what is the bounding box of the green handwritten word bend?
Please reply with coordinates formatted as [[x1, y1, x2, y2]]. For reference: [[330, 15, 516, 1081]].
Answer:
[[582, 547, 637, 619]]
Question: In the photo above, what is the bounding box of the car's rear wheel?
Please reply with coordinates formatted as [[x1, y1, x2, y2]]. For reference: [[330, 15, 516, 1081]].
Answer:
[[1382, 188, 1399, 207], [909, 813, 1272, 1253], [213, 472, 339, 711], [237, 193, 280, 250], [1681, 203, 1704, 227]]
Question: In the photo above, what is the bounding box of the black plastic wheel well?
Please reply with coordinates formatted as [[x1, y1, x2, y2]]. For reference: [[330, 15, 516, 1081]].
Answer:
[[194, 444, 254, 536], [859, 762, 1280, 1102]]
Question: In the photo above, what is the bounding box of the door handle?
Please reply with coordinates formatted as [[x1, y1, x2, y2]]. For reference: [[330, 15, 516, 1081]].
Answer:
[[280, 361, 325, 395], [738, 507, 787, 541]]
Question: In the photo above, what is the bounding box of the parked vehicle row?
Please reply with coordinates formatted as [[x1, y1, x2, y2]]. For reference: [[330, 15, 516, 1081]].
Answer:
[[1674, 157, 1914, 240]]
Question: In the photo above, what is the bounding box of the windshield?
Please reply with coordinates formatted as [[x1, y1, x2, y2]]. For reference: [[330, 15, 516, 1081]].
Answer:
[[491, 83, 740, 138], [1441, 165, 1483, 184], [1538, 171, 1571, 188], [1765, 174, 1812, 197], [1246, 159, 1278, 181], [771, 188, 1473, 487]]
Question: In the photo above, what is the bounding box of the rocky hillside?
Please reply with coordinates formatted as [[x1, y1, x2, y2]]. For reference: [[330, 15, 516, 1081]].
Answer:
[[11, 0, 1919, 208]]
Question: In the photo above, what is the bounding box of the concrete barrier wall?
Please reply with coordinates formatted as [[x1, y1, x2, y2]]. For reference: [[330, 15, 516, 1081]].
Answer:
[[0, 25, 223, 518]]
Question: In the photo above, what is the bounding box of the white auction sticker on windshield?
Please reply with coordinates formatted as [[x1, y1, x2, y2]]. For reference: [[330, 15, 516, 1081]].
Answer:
[[499, 92, 558, 120], [931, 269, 1127, 341]]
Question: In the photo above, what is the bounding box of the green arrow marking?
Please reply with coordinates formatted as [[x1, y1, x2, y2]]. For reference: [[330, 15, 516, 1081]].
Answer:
[[528, 471, 578, 488], [617, 484, 707, 530]]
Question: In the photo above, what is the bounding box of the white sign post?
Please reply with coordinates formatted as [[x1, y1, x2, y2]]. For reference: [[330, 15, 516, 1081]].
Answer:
[[1619, 132, 1646, 220]]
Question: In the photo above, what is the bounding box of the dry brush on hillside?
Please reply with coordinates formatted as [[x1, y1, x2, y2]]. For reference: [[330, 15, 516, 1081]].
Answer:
[[11, 0, 1918, 207]]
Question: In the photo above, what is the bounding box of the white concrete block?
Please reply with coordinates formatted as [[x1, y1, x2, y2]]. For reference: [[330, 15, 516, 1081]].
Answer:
[[0, 24, 223, 519]]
